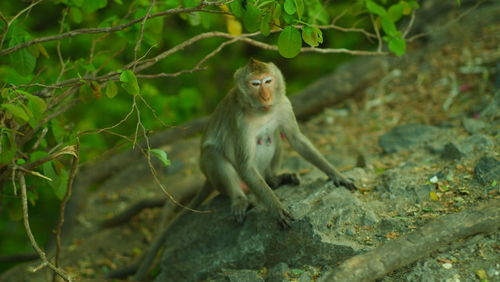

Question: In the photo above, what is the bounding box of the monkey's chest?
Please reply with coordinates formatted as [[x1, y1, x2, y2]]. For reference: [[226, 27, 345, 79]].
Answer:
[[254, 126, 278, 171]]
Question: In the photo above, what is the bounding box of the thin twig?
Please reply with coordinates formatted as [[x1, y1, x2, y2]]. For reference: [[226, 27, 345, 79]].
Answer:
[[56, 9, 69, 84], [403, 11, 416, 39], [53, 139, 79, 282], [133, 0, 156, 70], [370, 14, 383, 53], [17, 172, 72, 282], [0, 0, 43, 49], [137, 67, 205, 78], [316, 24, 377, 39], [0, 3, 227, 56]]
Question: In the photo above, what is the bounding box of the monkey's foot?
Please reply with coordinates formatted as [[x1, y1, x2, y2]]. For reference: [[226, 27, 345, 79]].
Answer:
[[268, 173, 300, 189], [231, 196, 250, 223], [277, 208, 295, 229], [329, 175, 357, 191]]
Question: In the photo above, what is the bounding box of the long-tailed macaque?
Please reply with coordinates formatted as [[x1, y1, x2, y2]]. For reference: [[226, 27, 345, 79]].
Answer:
[[115, 59, 357, 280], [200, 58, 356, 228]]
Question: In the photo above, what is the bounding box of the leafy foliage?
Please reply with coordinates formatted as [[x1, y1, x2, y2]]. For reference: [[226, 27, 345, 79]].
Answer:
[[0, 0, 420, 274]]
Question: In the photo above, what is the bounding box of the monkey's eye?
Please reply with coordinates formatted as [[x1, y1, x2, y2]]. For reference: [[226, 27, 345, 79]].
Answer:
[[250, 80, 261, 87], [263, 77, 273, 84]]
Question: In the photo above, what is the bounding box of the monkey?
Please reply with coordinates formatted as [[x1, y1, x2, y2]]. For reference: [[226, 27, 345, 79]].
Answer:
[[113, 59, 356, 280], [199, 58, 356, 228]]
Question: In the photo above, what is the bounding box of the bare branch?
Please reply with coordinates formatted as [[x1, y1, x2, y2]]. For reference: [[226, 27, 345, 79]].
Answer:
[[137, 67, 205, 79], [17, 172, 72, 282], [316, 24, 377, 40], [53, 140, 79, 282], [0, 3, 228, 56], [403, 11, 416, 39], [0, 0, 43, 49], [133, 0, 156, 70], [370, 14, 383, 53]]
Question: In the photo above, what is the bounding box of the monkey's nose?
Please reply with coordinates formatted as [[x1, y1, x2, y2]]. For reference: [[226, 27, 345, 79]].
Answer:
[[260, 88, 271, 102]]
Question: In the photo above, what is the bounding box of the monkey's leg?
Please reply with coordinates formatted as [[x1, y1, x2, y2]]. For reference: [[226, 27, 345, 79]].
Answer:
[[265, 135, 300, 189], [201, 146, 250, 223]]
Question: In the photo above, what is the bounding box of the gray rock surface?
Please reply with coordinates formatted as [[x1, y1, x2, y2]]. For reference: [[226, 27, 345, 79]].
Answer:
[[379, 124, 440, 153], [155, 181, 370, 282], [475, 157, 500, 185]]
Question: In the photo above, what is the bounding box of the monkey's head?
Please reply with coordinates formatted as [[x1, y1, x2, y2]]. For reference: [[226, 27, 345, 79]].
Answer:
[[234, 58, 286, 112]]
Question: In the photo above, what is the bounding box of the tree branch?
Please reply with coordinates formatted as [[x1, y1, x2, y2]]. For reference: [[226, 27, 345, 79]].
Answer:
[[18, 172, 72, 282], [0, 3, 228, 56]]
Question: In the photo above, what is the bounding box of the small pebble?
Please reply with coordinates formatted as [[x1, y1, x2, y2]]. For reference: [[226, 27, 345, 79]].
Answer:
[[430, 176, 439, 183], [442, 263, 453, 269]]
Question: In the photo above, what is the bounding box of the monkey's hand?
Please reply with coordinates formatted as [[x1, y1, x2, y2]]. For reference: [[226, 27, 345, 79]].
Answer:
[[276, 206, 295, 229], [231, 196, 250, 223], [329, 174, 357, 191]]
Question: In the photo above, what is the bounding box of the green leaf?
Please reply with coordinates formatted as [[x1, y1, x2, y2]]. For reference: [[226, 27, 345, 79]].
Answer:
[[306, 0, 329, 24], [183, 0, 200, 8], [8, 35, 36, 75], [290, 268, 305, 276], [408, 0, 420, 9], [273, 3, 282, 20], [23, 92, 47, 112], [260, 13, 272, 36], [388, 3, 404, 22], [18, 91, 46, 126], [243, 4, 261, 32], [384, 35, 406, 56], [81, 0, 107, 13], [229, 0, 244, 17], [53, 170, 69, 200], [284, 0, 296, 15], [301, 26, 322, 47], [120, 70, 140, 95], [69, 7, 83, 23], [278, 26, 302, 58], [294, 0, 304, 20], [106, 81, 118, 98], [50, 121, 66, 143], [366, 0, 387, 17], [150, 149, 171, 167], [2, 104, 29, 122], [0, 132, 17, 165], [380, 16, 399, 36]]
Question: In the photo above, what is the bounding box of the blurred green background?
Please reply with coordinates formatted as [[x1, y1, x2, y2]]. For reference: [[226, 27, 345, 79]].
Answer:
[[0, 0, 391, 273]]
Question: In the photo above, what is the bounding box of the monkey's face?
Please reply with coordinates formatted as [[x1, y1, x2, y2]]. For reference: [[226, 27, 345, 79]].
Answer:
[[235, 59, 284, 112], [248, 73, 275, 111]]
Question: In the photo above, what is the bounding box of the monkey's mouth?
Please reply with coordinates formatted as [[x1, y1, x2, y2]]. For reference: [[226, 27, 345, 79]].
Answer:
[[262, 105, 272, 111]]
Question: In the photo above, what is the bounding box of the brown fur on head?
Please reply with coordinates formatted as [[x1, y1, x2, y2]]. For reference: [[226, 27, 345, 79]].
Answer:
[[234, 59, 286, 111], [248, 58, 268, 74]]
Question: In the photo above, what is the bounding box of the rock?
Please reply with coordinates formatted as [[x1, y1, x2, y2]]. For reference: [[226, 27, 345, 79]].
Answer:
[[440, 143, 464, 160], [154, 182, 371, 282], [379, 124, 440, 153], [462, 118, 488, 134], [226, 269, 264, 282], [297, 272, 312, 282], [474, 157, 500, 185], [267, 263, 290, 282], [459, 134, 494, 154], [480, 90, 500, 119]]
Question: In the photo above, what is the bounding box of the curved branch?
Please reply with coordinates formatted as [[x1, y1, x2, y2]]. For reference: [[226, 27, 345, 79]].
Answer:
[[0, 3, 229, 56]]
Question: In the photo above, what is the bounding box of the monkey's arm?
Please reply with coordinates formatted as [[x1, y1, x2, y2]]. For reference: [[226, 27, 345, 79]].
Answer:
[[235, 136, 294, 228], [281, 109, 356, 190]]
